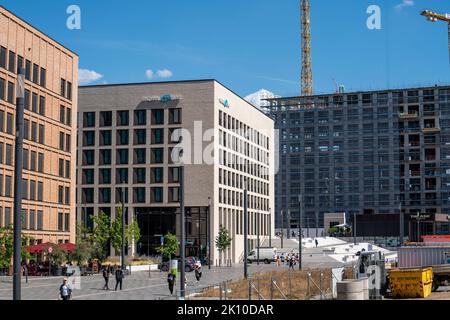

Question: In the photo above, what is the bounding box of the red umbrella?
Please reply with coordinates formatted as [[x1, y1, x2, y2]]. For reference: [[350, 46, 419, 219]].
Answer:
[[26, 242, 54, 253], [59, 243, 76, 252]]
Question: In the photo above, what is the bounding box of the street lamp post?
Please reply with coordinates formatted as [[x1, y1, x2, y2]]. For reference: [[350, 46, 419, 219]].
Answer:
[[353, 213, 357, 245], [13, 67, 25, 301], [121, 186, 126, 272], [243, 178, 248, 279], [268, 207, 272, 248], [287, 209, 291, 239], [180, 165, 186, 299], [298, 195, 302, 270], [208, 197, 212, 270], [280, 210, 284, 249], [257, 211, 260, 266]]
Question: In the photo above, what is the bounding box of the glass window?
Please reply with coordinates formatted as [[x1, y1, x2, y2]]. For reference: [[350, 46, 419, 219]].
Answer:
[[7, 81, 14, 103], [83, 150, 95, 165], [67, 82, 72, 100], [83, 112, 96, 127], [0, 78, 4, 101], [8, 51, 16, 73], [134, 110, 146, 125], [0, 47, 6, 69], [60, 79, 66, 97], [100, 111, 112, 127], [151, 167, 164, 183], [100, 149, 112, 165], [169, 108, 182, 124], [30, 151, 37, 171], [151, 148, 164, 163], [152, 109, 164, 125], [32, 64, 39, 84], [83, 188, 94, 203], [5, 144, 12, 166], [151, 187, 163, 203], [6, 113, 13, 135], [134, 129, 146, 145], [25, 60, 31, 80], [152, 128, 164, 144], [39, 124, 45, 144], [83, 131, 95, 146], [40, 68, 46, 87], [117, 149, 129, 165], [134, 168, 146, 184], [117, 168, 128, 184], [100, 130, 112, 146], [83, 169, 95, 184], [169, 187, 180, 202], [60, 105, 66, 123], [99, 169, 111, 184], [169, 167, 180, 183], [134, 148, 146, 164], [99, 188, 111, 204], [134, 187, 146, 203], [38, 153, 44, 173], [32, 93, 37, 112], [117, 111, 129, 126], [117, 130, 129, 145]]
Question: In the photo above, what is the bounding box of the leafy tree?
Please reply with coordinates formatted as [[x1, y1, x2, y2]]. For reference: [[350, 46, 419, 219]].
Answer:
[[0, 226, 34, 270], [110, 206, 141, 256], [215, 225, 232, 264], [69, 239, 92, 266], [90, 211, 111, 261], [46, 244, 67, 267], [156, 233, 179, 260]]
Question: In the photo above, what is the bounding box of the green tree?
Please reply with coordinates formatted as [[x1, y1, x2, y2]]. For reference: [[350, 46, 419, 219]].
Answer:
[[90, 211, 111, 261], [156, 233, 179, 260], [46, 243, 67, 267], [110, 206, 141, 257], [215, 225, 232, 264], [0, 226, 34, 270], [69, 239, 92, 267]]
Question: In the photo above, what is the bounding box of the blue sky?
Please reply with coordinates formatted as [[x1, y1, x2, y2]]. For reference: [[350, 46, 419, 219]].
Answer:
[[2, 0, 449, 97]]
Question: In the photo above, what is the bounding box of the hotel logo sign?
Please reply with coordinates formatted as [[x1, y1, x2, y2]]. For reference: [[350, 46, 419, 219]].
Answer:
[[219, 98, 230, 108]]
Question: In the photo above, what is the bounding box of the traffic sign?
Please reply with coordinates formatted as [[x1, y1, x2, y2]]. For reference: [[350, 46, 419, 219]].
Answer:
[[48, 247, 53, 254]]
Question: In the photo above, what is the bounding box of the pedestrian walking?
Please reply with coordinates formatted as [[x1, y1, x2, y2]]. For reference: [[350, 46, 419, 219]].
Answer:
[[102, 265, 110, 290], [315, 238, 319, 248], [167, 272, 176, 295], [115, 266, 124, 291], [194, 261, 202, 282], [289, 256, 295, 270], [59, 278, 72, 300]]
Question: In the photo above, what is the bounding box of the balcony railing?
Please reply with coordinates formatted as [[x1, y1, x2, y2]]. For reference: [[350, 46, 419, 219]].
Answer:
[[399, 112, 419, 119]]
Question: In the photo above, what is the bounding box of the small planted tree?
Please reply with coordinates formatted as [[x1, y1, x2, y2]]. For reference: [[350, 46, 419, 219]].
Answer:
[[0, 226, 34, 273], [215, 225, 232, 266], [110, 206, 141, 261], [91, 211, 111, 262], [156, 233, 179, 261]]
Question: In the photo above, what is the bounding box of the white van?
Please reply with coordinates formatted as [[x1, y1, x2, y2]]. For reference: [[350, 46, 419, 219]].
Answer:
[[247, 247, 277, 264]]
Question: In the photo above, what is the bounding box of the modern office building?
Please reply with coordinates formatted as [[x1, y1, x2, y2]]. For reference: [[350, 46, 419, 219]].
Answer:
[[264, 86, 450, 240], [0, 6, 78, 243], [77, 80, 275, 263]]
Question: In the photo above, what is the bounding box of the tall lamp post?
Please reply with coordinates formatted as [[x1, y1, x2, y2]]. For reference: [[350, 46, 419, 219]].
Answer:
[[287, 209, 291, 239], [180, 165, 186, 299], [280, 210, 284, 249], [13, 67, 25, 301], [399, 200, 404, 246], [208, 197, 212, 270], [353, 213, 357, 246], [268, 207, 272, 248], [257, 210, 260, 266], [243, 178, 248, 279], [298, 195, 303, 270], [121, 186, 126, 272]]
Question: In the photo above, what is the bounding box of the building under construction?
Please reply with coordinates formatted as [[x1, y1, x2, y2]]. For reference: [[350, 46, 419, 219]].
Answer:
[[263, 85, 450, 240]]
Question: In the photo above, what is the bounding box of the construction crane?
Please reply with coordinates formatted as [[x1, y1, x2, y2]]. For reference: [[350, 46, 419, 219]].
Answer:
[[300, 0, 313, 96], [421, 9, 450, 64]]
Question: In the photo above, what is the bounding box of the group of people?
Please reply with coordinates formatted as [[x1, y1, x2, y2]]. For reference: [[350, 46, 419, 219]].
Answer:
[[102, 265, 125, 291], [167, 260, 203, 296], [275, 252, 300, 270]]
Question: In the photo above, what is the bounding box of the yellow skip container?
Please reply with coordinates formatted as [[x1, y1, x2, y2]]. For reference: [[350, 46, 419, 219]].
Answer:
[[389, 267, 433, 299]]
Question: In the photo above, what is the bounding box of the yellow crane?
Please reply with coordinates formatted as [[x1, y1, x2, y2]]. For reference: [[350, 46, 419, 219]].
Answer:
[[421, 9, 450, 64]]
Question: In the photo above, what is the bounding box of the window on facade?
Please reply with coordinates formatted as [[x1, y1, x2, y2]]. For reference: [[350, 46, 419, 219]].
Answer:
[[152, 109, 164, 125], [151, 167, 163, 183], [38, 153, 44, 173], [117, 111, 129, 126], [83, 112, 95, 127], [134, 129, 146, 145], [0, 47, 6, 69], [134, 168, 146, 184], [99, 169, 111, 184], [151, 187, 163, 203], [134, 148, 146, 164], [83, 188, 94, 204], [151, 148, 164, 163], [40, 68, 46, 87], [39, 124, 45, 144], [8, 51, 16, 73], [25, 60, 31, 80], [0, 78, 4, 101], [134, 110, 146, 125], [100, 149, 111, 165], [83, 150, 95, 166], [117, 168, 128, 184], [60, 79, 66, 97], [31, 92, 37, 112], [100, 130, 112, 146], [7, 82, 14, 103], [59, 159, 64, 177], [30, 151, 36, 171], [152, 129, 164, 144], [5, 176, 11, 197], [99, 188, 111, 204], [5, 144, 12, 166], [117, 149, 129, 165], [37, 210, 43, 230], [117, 130, 129, 145], [169, 108, 182, 124], [100, 111, 112, 127], [134, 187, 146, 203], [58, 186, 64, 204], [67, 82, 72, 100], [83, 131, 95, 146], [169, 167, 180, 183], [169, 187, 180, 202], [83, 169, 95, 184], [32, 64, 39, 84]]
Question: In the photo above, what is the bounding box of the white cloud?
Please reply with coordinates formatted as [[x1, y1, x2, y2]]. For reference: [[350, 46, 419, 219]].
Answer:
[[156, 69, 173, 78], [78, 68, 103, 85], [145, 69, 154, 79], [395, 0, 414, 11], [145, 68, 173, 80]]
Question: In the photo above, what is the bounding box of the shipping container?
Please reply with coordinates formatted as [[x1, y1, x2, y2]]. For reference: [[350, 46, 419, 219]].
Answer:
[[398, 246, 450, 268]]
